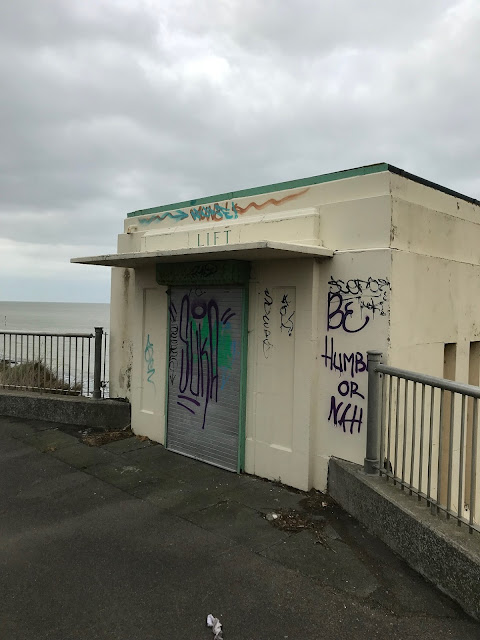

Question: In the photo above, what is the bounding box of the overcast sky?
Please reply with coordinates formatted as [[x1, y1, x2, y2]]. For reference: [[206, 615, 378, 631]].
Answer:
[[1, 0, 479, 303]]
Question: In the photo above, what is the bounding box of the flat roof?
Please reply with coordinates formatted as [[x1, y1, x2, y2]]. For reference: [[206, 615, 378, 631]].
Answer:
[[126, 162, 480, 220], [71, 241, 334, 268]]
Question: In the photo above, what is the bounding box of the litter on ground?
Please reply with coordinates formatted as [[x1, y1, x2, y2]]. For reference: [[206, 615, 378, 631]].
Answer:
[[206, 613, 223, 639]]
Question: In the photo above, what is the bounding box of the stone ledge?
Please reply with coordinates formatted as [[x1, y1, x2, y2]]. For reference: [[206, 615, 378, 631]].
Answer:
[[0, 389, 130, 429], [328, 457, 480, 621]]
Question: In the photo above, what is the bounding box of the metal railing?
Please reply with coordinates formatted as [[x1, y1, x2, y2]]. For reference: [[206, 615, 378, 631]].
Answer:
[[365, 351, 480, 534], [0, 327, 108, 398]]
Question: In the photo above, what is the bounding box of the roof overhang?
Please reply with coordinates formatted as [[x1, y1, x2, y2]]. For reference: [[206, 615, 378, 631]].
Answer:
[[71, 240, 334, 268]]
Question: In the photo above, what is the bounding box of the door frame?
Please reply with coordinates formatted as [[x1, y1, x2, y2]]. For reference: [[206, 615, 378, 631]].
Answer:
[[159, 260, 250, 472]]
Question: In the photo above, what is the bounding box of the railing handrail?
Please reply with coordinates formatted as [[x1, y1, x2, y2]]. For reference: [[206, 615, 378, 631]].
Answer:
[[0, 327, 107, 398], [0, 331, 94, 338], [375, 363, 480, 399], [366, 351, 480, 534]]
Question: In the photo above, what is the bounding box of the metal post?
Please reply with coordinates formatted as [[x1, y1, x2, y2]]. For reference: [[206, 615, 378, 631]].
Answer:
[[364, 350, 383, 474], [93, 327, 103, 399]]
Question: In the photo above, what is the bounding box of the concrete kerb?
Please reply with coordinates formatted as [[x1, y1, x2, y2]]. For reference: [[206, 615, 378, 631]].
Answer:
[[328, 457, 480, 621], [0, 389, 130, 430]]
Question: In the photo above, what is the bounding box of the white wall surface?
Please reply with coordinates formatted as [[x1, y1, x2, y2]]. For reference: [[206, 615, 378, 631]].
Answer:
[[312, 249, 391, 488], [109, 266, 135, 400], [107, 168, 480, 491], [245, 258, 318, 490], [389, 174, 480, 378], [130, 267, 167, 443]]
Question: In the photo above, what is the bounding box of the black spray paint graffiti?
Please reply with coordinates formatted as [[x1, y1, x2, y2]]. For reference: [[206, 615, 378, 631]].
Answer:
[[328, 276, 391, 319], [325, 275, 390, 435], [168, 301, 179, 385], [262, 288, 273, 357], [173, 294, 235, 429], [280, 294, 295, 336], [262, 289, 295, 357]]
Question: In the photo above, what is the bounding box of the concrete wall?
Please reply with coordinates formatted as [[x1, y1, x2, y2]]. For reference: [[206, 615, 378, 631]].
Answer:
[[106, 171, 395, 491], [129, 267, 167, 444], [0, 390, 130, 429], [108, 229, 137, 400], [245, 258, 317, 490], [387, 174, 480, 517], [120, 171, 391, 253], [389, 175, 480, 376], [329, 457, 480, 622], [313, 249, 391, 488], [106, 166, 479, 492]]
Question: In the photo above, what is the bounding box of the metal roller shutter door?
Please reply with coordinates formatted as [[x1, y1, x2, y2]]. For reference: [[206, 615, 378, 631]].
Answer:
[[167, 286, 243, 471]]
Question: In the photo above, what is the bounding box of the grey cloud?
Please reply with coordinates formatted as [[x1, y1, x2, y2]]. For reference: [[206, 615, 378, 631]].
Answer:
[[1, 0, 479, 302], [0, 0, 157, 49], [171, 0, 455, 56]]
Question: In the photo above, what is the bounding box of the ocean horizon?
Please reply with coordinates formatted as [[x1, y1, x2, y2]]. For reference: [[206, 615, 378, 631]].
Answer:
[[0, 301, 110, 335]]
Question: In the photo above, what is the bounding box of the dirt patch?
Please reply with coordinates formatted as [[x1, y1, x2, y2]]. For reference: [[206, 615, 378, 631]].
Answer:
[[298, 489, 337, 513], [265, 490, 340, 548], [266, 508, 332, 548], [82, 428, 133, 447]]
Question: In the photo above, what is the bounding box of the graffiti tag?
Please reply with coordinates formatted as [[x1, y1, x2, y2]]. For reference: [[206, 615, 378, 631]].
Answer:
[[144, 334, 155, 386], [262, 288, 273, 357]]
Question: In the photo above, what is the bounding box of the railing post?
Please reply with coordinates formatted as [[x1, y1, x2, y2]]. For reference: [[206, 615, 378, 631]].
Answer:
[[93, 327, 103, 399], [364, 350, 383, 474]]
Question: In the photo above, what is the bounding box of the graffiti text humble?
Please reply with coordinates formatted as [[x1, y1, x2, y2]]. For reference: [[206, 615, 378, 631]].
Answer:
[[321, 336, 366, 378]]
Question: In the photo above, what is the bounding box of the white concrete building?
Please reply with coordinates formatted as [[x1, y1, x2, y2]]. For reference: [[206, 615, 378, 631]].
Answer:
[[72, 163, 480, 491]]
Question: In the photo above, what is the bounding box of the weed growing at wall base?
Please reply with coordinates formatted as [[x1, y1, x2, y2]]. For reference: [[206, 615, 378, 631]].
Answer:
[[0, 361, 82, 394]]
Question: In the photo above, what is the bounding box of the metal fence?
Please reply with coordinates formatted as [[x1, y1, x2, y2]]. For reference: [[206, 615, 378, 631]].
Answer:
[[365, 351, 480, 534], [0, 327, 108, 398]]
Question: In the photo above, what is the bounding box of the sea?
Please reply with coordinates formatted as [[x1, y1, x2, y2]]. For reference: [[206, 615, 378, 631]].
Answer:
[[0, 301, 111, 396], [0, 301, 110, 334]]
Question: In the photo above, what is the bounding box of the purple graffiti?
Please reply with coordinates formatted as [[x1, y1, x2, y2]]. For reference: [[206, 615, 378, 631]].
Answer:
[[177, 294, 235, 428], [177, 402, 195, 415], [178, 394, 201, 406], [327, 291, 370, 333], [328, 396, 364, 434], [321, 336, 367, 378]]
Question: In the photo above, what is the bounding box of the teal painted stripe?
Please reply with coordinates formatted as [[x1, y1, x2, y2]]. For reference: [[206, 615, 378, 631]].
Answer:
[[126, 162, 389, 219], [237, 284, 249, 473], [164, 288, 171, 448]]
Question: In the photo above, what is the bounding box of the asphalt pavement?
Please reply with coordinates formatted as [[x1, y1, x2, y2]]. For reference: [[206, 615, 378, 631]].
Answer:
[[1, 415, 479, 640]]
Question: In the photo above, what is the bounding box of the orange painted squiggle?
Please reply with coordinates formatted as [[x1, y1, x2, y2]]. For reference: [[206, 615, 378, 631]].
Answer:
[[235, 187, 309, 215]]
